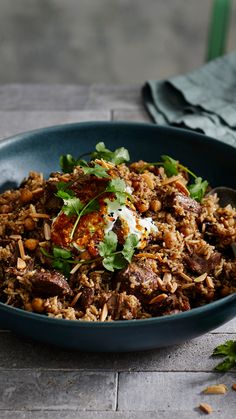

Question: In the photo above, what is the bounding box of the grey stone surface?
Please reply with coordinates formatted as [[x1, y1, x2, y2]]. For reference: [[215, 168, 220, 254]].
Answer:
[[1, 411, 236, 419], [112, 108, 151, 122], [0, 332, 235, 372], [0, 84, 140, 110], [0, 0, 221, 84], [212, 318, 236, 334], [0, 371, 117, 411], [118, 371, 236, 412], [0, 111, 110, 140]]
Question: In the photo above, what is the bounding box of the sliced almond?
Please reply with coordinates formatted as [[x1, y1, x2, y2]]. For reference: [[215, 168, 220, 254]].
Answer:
[[149, 293, 168, 305], [44, 223, 51, 240], [30, 213, 50, 219], [100, 303, 108, 322], [178, 272, 193, 282], [17, 257, 26, 270], [206, 277, 215, 289], [167, 282, 178, 294], [203, 384, 228, 394], [18, 239, 26, 260], [162, 175, 182, 185], [175, 180, 190, 196], [163, 272, 172, 283], [194, 272, 207, 283], [9, 235, 22, 240], [70, 292, 82, 308], [199, 403, 213, 414], [70, 263, 82, 275]]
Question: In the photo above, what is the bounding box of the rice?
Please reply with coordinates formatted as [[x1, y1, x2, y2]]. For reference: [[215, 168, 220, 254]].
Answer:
[[0, 158, 235, 321]]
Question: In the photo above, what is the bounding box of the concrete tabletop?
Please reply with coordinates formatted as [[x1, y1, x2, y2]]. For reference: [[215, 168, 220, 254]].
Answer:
[[0, 84, 235, 419]]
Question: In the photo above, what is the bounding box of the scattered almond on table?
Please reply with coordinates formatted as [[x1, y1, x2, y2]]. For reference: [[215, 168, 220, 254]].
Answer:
[[199, 403, 213, 414], [232, 383, 236, 391], [203, 384, 228, 394]]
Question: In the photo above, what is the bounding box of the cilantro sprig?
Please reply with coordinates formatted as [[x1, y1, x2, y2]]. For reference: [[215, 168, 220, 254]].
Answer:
[[41, 246, 74, 277], [59, 142, 130, 173], [143, 155, 208, 202], [212, 340, 236, 372], [98, 231, 139, 272], [188, 177, 209, 202], [91, 142, 130, 164]]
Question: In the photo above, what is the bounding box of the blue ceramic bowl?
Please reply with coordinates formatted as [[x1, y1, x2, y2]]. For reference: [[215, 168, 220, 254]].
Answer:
[[0, 121, 235, 352]]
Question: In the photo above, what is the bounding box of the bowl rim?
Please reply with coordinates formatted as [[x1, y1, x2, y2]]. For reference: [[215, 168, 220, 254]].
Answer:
[[0, 120, 236, 154], [0, 292, 236, 328], [0, 121, 235, 329]]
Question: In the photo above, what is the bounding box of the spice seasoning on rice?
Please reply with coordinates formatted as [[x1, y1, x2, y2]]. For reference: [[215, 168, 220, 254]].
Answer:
[[0, 143, 235, 321]]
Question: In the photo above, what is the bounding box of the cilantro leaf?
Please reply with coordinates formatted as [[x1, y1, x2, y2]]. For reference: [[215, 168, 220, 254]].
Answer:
[[122, 234, 139, 262], [161, 155, 178, 177], [91, 142, 130, 164], [98, 231, 118, 258], [212, 340, 236, 372], [102, 253, 127, 272], [56, 187, 84, 217], [52, 259, 71, 277], [106, 178, 130, 205], [188, 177, 209, 202], [62, 197, 84, 217], [82, 199, 100, 215], [98, 231, 140, 271], [56, 181, 73, 192], [82, 163, 109, 178], [60, 154, 77, 173], [53, 247, 72, 260], [59, 154, 88, 173], [56, 189, 75, 200]]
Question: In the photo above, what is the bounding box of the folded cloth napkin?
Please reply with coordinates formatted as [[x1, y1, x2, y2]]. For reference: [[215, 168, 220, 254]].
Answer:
[[142, 52, 236, 147]]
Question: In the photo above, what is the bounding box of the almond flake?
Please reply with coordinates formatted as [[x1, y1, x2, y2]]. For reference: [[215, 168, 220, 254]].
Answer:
[[194, 273, 207, 283], [100, 303, 108, 322], [203, 384, 227, 394], [199, 403, 213, 414], [17, 257, 26, 270], [149, 293, 168, 305]]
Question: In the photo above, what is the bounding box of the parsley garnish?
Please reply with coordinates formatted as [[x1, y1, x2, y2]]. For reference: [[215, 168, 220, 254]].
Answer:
[[212, 340, 236, 372], [188, 177, 209, 202], [91, 142, 130, 164], [98, 231, 139, 272], [59, 155, 88, 173], [142, 155, 208, 202], [59, 142, 130, 173], [105, 178, 130, 205], [81, 163, 109, 178], [41, 246, 74, 277]]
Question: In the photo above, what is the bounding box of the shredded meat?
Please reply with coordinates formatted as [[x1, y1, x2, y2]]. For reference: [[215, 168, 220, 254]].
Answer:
[[30, 269, 72, 297], [185, 252, 222, 275]]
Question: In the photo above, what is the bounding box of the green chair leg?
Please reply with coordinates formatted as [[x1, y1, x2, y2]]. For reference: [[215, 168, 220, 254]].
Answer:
[[206, 0, 232, 61]]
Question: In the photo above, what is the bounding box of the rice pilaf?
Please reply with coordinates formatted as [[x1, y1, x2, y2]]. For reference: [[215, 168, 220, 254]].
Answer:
[[0, 145, 235, 321]]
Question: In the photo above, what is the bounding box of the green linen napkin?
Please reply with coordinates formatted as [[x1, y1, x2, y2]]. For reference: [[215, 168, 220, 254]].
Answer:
[[142, 52, 236, 147]]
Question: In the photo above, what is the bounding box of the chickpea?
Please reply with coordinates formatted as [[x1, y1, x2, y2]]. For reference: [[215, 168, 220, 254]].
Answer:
[[141, 173, 155, 190], [136, 201, 150, 213], [150, 199, 162, 212], [24, 217, 35, 231], [20, 188, 33, 204], [32, 298, 44, 313], [163, 231, 178, 249], [24, 238, 39, 251]]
